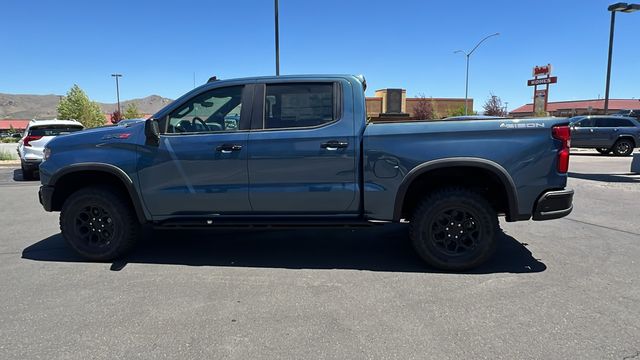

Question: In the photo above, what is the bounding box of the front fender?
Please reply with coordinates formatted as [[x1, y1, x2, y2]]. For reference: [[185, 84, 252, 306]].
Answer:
[[47, 162, 150, 223]]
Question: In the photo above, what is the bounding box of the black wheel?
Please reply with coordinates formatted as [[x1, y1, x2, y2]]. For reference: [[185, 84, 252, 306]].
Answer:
[[20, 161, 35, 180], [60, 186, 139, 261], [595, 147, 611, 155], [409, 188, 498, 271], [612, 139, 634, 156]]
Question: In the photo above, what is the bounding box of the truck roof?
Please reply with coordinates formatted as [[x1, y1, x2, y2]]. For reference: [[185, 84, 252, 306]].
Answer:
[[201, 74, 363, 86]]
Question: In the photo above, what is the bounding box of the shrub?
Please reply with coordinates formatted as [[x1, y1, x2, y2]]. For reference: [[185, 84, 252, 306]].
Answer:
[[0, 150, 16, 160]]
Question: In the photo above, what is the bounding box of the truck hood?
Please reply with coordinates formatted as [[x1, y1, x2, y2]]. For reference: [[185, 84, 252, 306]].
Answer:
[[45, 122, 145, 150]]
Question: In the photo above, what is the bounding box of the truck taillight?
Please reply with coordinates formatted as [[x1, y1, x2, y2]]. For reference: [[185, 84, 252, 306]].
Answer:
[[23, 135, 43, 147], [552, 125, 570, 173]]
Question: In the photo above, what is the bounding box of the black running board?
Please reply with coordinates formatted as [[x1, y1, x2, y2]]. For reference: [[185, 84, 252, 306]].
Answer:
[[153, 217, 388, 229]]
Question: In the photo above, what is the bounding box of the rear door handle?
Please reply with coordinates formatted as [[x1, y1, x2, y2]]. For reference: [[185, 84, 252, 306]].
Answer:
[[320, 140, 348, 150], [216, 144, 242, 153]]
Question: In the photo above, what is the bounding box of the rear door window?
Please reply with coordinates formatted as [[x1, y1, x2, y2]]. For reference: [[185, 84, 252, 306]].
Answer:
[[263, 83, 337, 129], [28, 125, 84, 136], [611, 118, 634, 127], [595, 118, 634, 127]]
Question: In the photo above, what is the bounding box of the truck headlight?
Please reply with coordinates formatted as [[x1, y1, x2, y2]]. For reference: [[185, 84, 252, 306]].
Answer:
[[43, 147, 51, 161]]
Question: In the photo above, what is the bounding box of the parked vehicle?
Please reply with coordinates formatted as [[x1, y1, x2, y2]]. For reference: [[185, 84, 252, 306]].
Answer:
[[116, 119, 146, 127], [17, 119, 84, 179], [613, 109, 640, 120], [443, 115, 506, 121], [569, 115, 640, 156], [38, 75, 573, 270]]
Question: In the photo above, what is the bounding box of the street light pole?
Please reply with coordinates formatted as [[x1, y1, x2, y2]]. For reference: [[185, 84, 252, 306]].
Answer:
[[454, 32, 500, 115], [604, 2, 639, 113], [275, 0, 280, 76], [111, 73, 122, 115]]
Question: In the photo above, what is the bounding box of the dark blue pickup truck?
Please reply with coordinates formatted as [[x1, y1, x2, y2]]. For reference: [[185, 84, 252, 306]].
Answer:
[[38, 75, 573, 270]]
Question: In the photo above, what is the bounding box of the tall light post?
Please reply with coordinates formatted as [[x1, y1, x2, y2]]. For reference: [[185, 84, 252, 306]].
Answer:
[[454, 32, 500, 115], [111, 73, 122, 115], [604, 2, 639, 113], [274, 0, 280, 76]]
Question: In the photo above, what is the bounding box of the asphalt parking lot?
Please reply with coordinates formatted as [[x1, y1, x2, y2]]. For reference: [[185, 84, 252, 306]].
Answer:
[[1, 151, 639, 359]]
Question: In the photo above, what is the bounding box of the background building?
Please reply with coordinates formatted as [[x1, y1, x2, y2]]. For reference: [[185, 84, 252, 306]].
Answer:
[[0, 119, 30, 134], [510, 99, 640, 118], [366, 88, 471, 121]]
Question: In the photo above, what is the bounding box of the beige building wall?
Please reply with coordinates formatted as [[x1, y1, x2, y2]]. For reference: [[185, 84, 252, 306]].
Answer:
[[366, 97, 383, 117], [373, 89, 407, 114], [366, 96, 472, 119]]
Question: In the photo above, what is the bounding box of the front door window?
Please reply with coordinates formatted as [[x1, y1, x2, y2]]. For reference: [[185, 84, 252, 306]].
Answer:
[[167, 86, 244, 134]]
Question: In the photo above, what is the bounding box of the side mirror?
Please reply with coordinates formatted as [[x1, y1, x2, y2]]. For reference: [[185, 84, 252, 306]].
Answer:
[[144, 118, 160, 146]]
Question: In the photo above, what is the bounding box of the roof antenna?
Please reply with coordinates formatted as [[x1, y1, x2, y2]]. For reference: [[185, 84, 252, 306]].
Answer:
[[207, 76, 218, 83]]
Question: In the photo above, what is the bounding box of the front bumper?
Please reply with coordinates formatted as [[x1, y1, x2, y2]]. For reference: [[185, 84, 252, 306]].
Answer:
[[532, 189, 574, 221], [39, 185, 55, 211]]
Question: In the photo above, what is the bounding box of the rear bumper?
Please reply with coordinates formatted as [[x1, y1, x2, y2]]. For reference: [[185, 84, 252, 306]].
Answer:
[[532, 189, 574, 221], [22, 159, 42, 169], [39, 185, 55, 211]]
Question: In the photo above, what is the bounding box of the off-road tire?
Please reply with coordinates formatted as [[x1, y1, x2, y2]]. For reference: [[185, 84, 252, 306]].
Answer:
[[60, 186, 139, 261], [409, 188, 498, 271], [612, 139, 634, 156]]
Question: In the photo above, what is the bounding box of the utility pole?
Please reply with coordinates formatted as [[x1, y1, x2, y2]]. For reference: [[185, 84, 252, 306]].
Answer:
[[604, 2, 639, 113], [111, 73, 122, 115], [275, 0, 280, 76], [454, 33, 500, 115]]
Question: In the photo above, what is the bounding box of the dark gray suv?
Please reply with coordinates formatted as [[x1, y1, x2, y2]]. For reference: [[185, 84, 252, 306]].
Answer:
[[570, 115, 640, 156]]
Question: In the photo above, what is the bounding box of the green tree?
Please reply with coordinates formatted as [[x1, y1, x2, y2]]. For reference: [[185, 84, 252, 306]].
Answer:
[[447, 105, 466, 117], [57, 84, 105, 128], [123, 103, 142, 119]]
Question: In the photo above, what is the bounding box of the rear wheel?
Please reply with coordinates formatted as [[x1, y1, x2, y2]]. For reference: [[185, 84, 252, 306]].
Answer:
[[20, 161, 36, 180], [60, 186, 139, 261], [409, 188, 498, 271], [595, 147, 611, 155], [612, 139, 634, 156]]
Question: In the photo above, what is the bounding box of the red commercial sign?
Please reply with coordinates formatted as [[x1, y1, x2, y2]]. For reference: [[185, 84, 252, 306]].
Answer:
[[528, 77, 557, 86], [532, 64, 552, 77]]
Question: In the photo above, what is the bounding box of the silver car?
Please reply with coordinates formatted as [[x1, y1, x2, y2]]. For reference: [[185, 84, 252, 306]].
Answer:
[[17, 119, 84, 179]]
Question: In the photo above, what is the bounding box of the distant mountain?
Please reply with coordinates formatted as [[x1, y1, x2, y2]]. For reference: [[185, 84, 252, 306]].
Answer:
[[0, 93, 174, 119]]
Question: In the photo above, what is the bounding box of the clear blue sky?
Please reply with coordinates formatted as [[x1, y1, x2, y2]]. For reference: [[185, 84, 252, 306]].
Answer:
[[2, 0, 638, 112]]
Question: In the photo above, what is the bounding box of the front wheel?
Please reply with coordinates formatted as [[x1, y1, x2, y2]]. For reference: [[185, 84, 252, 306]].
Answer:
[[595, 147, 611, 155], [60, 186, 139, 261], [409, 188, 498, 271], [612, 139, 634, 156]]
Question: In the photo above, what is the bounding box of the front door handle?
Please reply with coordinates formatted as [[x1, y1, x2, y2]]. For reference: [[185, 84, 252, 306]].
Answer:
[[216, 144, 242, 153], [320, 140, 348, 150]]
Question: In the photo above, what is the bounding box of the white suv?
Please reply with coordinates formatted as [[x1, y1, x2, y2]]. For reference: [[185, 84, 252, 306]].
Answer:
[[17, 119, 84, 179]]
